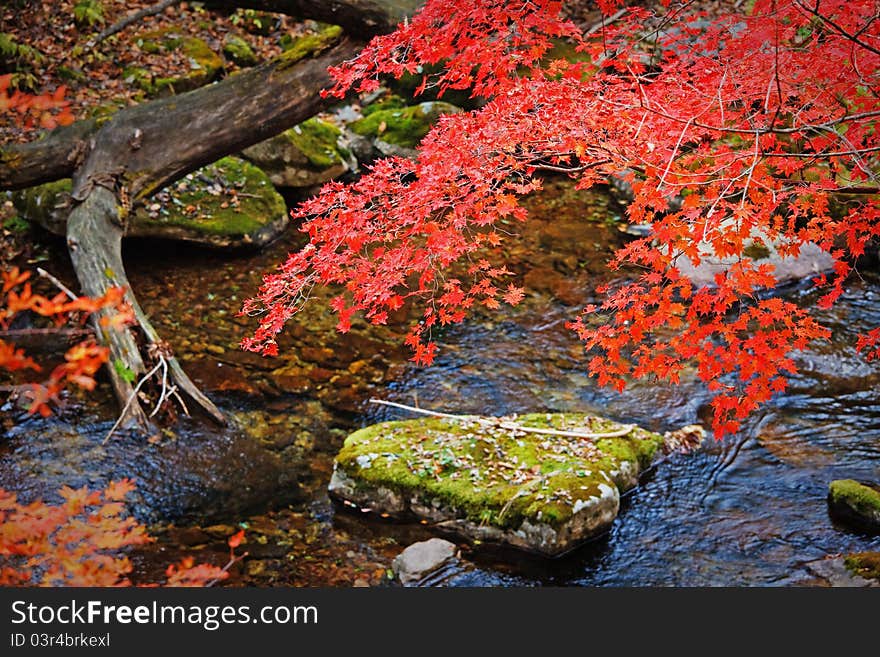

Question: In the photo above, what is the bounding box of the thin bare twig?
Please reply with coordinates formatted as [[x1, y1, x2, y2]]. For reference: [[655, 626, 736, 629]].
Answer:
[[205, 551, 249, 588], [368, 398, 635, 440], [85, 0, 182, 50], [104, 359, 162, 443], [0, 328, 92, 338], [584, 7, 628, 37], [36, 268, 77, 301]]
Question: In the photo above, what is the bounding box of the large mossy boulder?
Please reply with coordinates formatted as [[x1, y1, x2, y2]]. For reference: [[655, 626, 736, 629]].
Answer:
[[240, 117, 356, 190], [828, 479, 880, 533], [127, 28, 224, 97], [329, 413, 666, 556], [12, 157, 288, 249]]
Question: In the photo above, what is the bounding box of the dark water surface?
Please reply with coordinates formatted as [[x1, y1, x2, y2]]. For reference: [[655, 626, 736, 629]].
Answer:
[[3, 179, 878, 586]]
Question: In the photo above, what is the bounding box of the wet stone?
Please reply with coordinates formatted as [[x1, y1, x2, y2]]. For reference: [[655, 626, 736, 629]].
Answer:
[[392, 538, 459, 585], [329, 413, 667, 556]]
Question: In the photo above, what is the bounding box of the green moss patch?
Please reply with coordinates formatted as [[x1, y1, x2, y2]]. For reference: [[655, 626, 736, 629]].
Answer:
[[131, 29, 223, 96], [350, 101, 462, 149], [844, 551, 880, 581], [828, 479, 880, 532], [134, 156, 286, 245], [222, 34, 258, 67], [287, 118, 347, 168], [361, 94, 408, 117], [334, 413, 664, 532], [11, 178, 73, 235], [276, 25, 342, 69]]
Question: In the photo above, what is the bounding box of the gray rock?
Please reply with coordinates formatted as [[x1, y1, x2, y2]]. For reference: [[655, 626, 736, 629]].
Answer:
[[392, 538, 459, 585], [674, 239, 833, 288], [804, 557, 879, 587]]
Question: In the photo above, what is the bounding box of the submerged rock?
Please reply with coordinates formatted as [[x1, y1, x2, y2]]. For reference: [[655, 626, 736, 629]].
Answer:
[[801, 556, 880, 587], [392, 538, 459, 585], [828, 479, 880, 533], [12, 157, 288, 249], [329, 413, 666, 556], [843, 551, 880, 582]]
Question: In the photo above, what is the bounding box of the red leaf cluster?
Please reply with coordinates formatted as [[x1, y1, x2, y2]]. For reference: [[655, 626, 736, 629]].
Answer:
[[0, 480, 235, 587], [244, 0, 880, 437], [0, 267, 134, 416], [0, 74, 75, 131]]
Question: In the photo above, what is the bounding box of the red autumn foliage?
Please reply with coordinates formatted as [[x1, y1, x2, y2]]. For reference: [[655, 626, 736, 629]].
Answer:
[[0, 73, 75, 131], [0, 270, 240, 587], [244, 0, 880, 437], [0, 479, 236, 587], [0, 267, 133, 416]]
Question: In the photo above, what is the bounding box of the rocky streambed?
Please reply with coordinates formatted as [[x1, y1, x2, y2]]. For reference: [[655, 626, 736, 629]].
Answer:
[[2, 175, 879, 586]]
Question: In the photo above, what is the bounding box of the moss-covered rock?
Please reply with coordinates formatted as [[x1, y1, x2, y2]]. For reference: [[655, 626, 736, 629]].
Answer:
[[13, 158, 288, 249], [10, 178, 72, 235], [132, 156, 288, 248], [131, 28, 224, 96], [276, 25, 343, 69], [844, 551, 880, 581], [361, 94, 408, 117], [240, 117, 356, 189], [222, 34, 258, 67], [828, 479, 880, 533], [349, 101, 462, 157], [329, 413, 666, 556]]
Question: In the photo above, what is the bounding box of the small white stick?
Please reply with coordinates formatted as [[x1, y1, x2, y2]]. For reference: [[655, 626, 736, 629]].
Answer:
[[104, 360, 162, 443], [36, 268, 77, 301], [368, 398, 634, 440]]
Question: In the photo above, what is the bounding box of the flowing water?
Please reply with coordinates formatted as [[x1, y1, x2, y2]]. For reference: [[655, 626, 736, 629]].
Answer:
[[2, 178, 878, 586]]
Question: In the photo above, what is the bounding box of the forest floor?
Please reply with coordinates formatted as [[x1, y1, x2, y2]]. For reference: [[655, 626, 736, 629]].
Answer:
[[1, 0, 305, 143], [0, 0, 745, 144]]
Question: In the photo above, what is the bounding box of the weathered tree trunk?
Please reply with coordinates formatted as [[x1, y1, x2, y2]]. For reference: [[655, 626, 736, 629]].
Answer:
[[0, 0, 424, 429], [67, 186, 225, 429], [66, 187, 149, 429]]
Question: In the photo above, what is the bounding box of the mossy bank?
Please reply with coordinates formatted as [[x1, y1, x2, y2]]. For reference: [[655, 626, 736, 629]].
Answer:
[[329, 413, 667, 556]]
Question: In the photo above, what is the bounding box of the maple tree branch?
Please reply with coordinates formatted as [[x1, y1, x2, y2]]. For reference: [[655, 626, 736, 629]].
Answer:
[[792, 0, 880, 57], [85, 0, 182, 50], [583, 7, 627, 37], [628, 98, 880, 137]]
